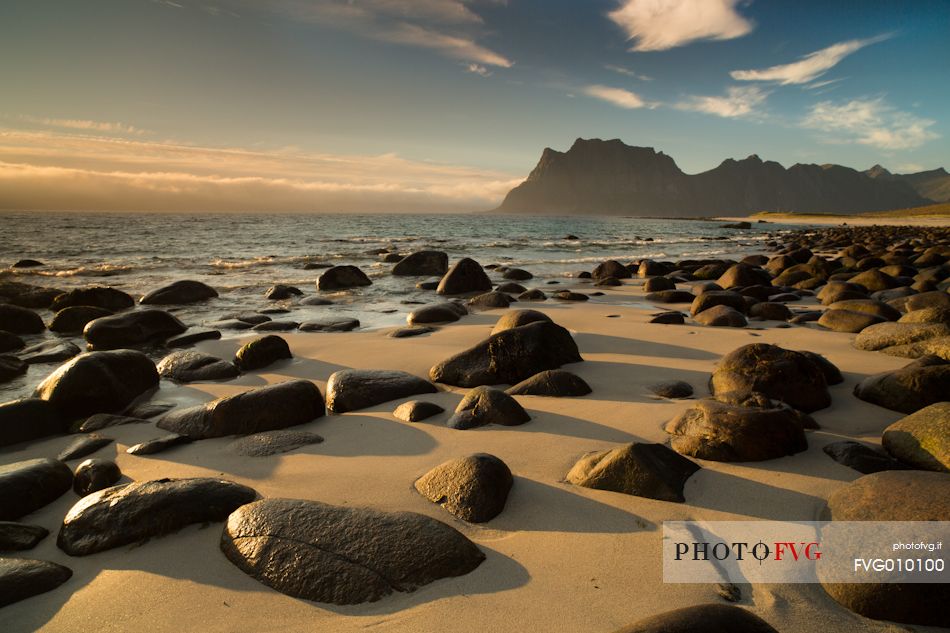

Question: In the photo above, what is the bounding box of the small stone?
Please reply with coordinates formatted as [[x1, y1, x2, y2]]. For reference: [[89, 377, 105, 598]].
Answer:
[[393, 400, 444, 422], [72, 458, 121, 496]]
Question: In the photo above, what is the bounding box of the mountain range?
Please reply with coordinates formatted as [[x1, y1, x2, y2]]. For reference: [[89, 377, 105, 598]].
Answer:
[[494, 138, 949, 216]]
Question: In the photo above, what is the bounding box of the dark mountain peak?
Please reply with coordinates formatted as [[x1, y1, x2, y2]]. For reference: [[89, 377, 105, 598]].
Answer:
[[496, 138, 935, 216], [866, 164, 893, 179]]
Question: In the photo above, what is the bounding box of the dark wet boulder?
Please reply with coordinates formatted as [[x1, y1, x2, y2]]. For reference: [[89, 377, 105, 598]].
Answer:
[[854, 321, 950, 352], [84, 309, 187, 350], [643, 277, 675, 292], [0, 458, 73, 520], [665, 399, 808, 462], [693, 305, 747, 327], [0, 558, 72, 608], [650, 311, 685, 324], [553, 290, 589, 301], [58, 478, 257, 556], [899, 305, 950, 324], [748, 302, 791, 321], [518, 288, 547, 301], [495, 282, 527, 294], [12, 259, 44, 268], [124, 401, 175, 419], [506, 369, 591, 397], [298, 318, 360, 332], [447, 386, 530, 429], [72, 458, 121, 496], [854, 356, 950, 413], [78, 413, 148, 432], [799, 351, 844, 385], [613, 603, 778, 633], [56, 434, 112, 461], [220, 498, 485, 605], [827, 299, 900, 321], [905, 290, 950, 311], [19, 340, 81, 365], [0, 522, 49, 551], [0, 304, 44, 334], [392, 251, 449, 276], [252, 320, 299, 332], [822, 441, 910, 474], [140, 280, 218, 305], [709, 343, 833, 412], [0, 330, 24, 353], [849, 269, 899, 292], [430, 320, 582, 387], [48, 306, 113, 334], [567, 443, 700, 502], [408, 303, 466, 325], [0, 399, 63, 447], [437, 258, 492, 295], [717, 264, 770, 289], [467, 291, 512, 310], [592, 260, 631, 280], [388, 325, 436, 338], [490, 309, 552, 335], [820, 470, 950, 627], [165, 329, 222, 348], [0, 354, 27, 383], [157, 350, 240, 383], [646, 290, 696, 304], [33, 350, 159, 419], [226, 430, 324, 457], [325, 369, 436, 414], [264, 284, 302, 301], [158, 380, 325, 439], [415, 454, 513, 522], [638, 260, 668, 277], [649, 380, 693, 399], [393, 400, 444, 422], [690, 291, 746, 316], [234, 335, 292, 371], [594, 276, 623, 287], [206, 318, 253, 330], [881, 402, 949, 472], [126, 433, 193, 456], [50, 287, 134, 312], [502, 268, 533, 281], [817, 309, 884, 333], [316, 265, 372, 291]]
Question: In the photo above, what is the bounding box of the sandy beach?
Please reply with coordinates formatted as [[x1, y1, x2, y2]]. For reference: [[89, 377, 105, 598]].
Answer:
[[3, 260, 946, 632]]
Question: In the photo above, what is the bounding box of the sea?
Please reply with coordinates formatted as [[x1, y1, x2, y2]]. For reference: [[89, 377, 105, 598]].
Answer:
[[1, 211, 803, 400]]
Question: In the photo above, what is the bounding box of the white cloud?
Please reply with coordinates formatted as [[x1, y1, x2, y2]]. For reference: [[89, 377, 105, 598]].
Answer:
[[676, 86, 768, 118], [604, 64, 652, 81], [583, 85, 649, 109], [731, 34, 890, 85], [802, 98, 939, 150], [0, 128, 521, 212], [608, 0, 753, 52]]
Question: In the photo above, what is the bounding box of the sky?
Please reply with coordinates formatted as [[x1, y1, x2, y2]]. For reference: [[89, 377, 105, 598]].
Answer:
[[1, 0, 948, 212]]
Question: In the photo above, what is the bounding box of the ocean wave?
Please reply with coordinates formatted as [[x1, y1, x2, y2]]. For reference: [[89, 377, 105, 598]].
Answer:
[[6, 263, 136, 278]]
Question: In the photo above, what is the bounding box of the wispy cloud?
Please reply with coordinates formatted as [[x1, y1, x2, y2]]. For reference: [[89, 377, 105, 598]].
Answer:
[[382, 22, 512, 67], [466, 63, 492, 77], [17, 115, 149, 136], [608, 0, 753, 52], [583, 85, 649, 109], [802, 97, 939, 150], [0, 128, 521, 212], [676, 86, 768, 118], [263, 0, 512, 68], [731, 34, 890, 85], [604, 64, 652, 81]]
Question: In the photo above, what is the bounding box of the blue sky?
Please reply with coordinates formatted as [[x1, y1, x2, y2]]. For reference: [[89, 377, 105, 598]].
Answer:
[[1, 0, 948, 211]]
